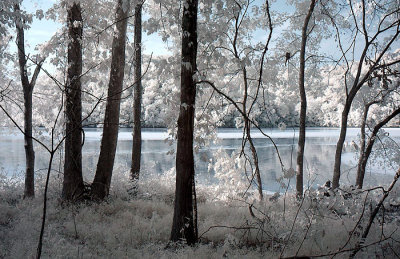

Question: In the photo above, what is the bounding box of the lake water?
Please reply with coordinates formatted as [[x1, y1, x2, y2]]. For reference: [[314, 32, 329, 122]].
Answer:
[[1, 127, 399, 193]]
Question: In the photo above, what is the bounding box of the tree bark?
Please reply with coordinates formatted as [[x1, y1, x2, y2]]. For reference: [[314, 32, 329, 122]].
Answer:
[[62, 2, 84, 201], [15, 4, 43, 199], [170, 0, 198, 245], [131, 2, 143, 181], [23, 89, 35, 199], [296, 0, 316, 198], [356, 107, 400, 188], [92, 0, 130, 200]]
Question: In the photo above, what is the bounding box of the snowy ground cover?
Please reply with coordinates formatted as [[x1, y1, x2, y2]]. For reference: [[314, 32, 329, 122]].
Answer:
[[1, 167, 400, 258]]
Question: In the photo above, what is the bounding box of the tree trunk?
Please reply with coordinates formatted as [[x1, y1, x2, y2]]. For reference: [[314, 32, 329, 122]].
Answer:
[[355, 103, 370, 188], [23, 89, 35, 198], [242, 64, 263, 200], [92, 0, 130, 200], [356, 107, 400, 189], [15, 4, 42, 199], [170, 0, 198, 245], [332, 102, 351, 189], [62, 2, 84, 201], [296, 0, 316, 198], [131, 2, 143, 181], [245, 122, 263, 200]]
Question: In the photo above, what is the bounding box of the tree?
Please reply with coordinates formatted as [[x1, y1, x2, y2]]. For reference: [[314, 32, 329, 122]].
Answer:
[[331, 1, 400, 189], [196, 0, 275, 201], [353, 65, 400, 189], [229, 0, 267, 200], [14, 3, 44, 198], [356, 106, 400, 188], [296, 0, 316, 198], [170, 0, 198, 245], [91, 0, 131, 200], [130, 0, 143, 182], [62, 1, 84, 201]]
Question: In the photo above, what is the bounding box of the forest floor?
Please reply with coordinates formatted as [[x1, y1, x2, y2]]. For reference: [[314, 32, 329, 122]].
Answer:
[[1, 169, 400, 258]]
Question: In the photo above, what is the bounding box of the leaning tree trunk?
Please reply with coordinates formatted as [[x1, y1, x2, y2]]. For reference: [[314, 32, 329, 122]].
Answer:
[[131, 2, 143, 181], [170, 0, 198, 245], [296, 0, 316, 198], [356, 107, 400, 188], [15, 4, 43, 199], [92, 0, 130, 200], [332, 101, 352, 189], [62, 2, 84, 201]]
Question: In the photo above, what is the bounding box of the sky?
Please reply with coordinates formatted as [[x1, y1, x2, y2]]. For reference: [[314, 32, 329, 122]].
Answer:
[[7, 0, 346, 79], [19, 0, 170, 57], [18, 0, 293, 57], [12, 0, 400, 68]]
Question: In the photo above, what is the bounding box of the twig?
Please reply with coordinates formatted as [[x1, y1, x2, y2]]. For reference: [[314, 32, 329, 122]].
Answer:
[[280, 194, 306, 257]]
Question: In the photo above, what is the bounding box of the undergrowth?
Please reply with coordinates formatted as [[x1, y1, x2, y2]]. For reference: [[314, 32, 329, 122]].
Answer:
[[0, 168, 399, 258]]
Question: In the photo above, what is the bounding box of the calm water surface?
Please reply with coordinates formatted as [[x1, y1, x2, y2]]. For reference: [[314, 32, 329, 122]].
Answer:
[[1, 127, 399, 193]]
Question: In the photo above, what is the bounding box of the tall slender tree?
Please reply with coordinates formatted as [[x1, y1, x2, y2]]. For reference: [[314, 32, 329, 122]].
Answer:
[[62, 1, 84, 201], [15, 3, 44, 198], [91, 0, 131, 200], [296, 0, 316, 198], [130, 1, 143, 181], [170, 0, 198, 245]]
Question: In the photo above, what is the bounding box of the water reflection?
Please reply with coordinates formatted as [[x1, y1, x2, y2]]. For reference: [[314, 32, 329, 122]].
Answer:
[[1, 127, 399, 193]]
